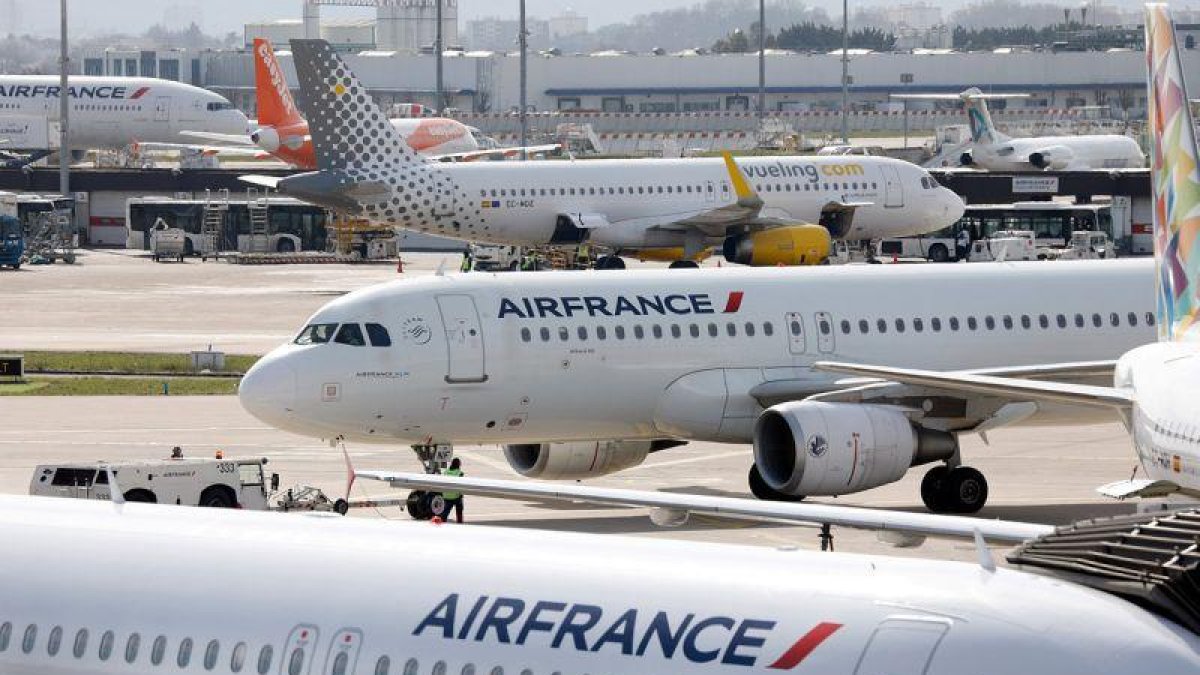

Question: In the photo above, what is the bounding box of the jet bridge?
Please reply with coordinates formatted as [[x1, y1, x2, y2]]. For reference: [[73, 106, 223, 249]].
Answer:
[[1008, 508, 1200, 633]]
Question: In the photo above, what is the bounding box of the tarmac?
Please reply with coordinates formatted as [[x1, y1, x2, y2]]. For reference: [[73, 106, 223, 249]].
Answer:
[[0, 248, 1145, 565]]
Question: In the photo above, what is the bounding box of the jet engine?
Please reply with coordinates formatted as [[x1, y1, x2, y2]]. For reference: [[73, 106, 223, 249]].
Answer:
[[958, 150, 974, 166], [504, 440, 663, 479], [1027, 146, 1073, 170], [722, 225, 831, 266], [250, 127, 280, 152], [752, 401, 956, 497]]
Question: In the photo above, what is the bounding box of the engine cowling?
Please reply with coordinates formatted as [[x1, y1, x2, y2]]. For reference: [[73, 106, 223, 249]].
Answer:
[[722, 225, 831, 266], [250, 127, 281, 152], [1027, 146, 1072, 170], [958, 150, 974, 166], [752, 401, 956, 497], [503, 440, 654, 479]]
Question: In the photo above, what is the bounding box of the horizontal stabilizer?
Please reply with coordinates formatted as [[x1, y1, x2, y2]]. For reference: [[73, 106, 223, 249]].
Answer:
[[1096, 479, 1183, 500], [179, 130, 255, 146], [238, 174, 282, 189], [356, 471, 1052, 544]]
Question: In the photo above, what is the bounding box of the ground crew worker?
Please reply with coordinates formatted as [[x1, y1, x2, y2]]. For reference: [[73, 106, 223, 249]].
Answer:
[[955, 226, 972, 261], [440, 458, 464, 523], [460, 249, 473, 272], [520, 252, 536, 271], [575, 243, 591, 268]]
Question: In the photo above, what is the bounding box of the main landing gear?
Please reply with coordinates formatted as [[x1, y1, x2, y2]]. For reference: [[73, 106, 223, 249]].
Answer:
[[405, 443, 455, 520], [920, 464, 989, 514]]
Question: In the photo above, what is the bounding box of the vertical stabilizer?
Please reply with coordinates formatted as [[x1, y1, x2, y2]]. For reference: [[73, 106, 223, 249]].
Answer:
[[1146, 4, 1200, 342], [961, 88, 1007, 145], [253, 38, 303, 127]]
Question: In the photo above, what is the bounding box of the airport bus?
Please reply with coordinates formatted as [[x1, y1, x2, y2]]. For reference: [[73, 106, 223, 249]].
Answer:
[[126, 195, 332, 254], [877, 199, 1134, 262]]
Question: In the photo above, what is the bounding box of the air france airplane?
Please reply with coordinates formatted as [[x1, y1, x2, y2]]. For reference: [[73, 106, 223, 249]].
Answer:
[[820, 4, 1200, 506], [249, 39, 964, 267], [3, 490, 1200, 674], [895, 87, 1145, 171], [239, 251, 1156, 514], [0, 75, 249, 152]]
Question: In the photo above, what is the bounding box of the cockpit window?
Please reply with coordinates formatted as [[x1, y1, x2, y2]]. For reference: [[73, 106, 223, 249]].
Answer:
[[294, 323, 338, 345], [206, 101, 234, 111], [334, 323, 366, 346], [365, 323, 392, 347]]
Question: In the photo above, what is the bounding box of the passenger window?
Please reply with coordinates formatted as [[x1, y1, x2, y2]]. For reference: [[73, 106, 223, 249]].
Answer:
[[727, 322, 738, 337], [99, 630, 114, 660], [332, 652, 350, 675], [178, 638, 193, 668], [1057, 314, 1067, 328], [1003, 315, 1014, 329], [1073, 314, 1084, 328], [490, 667, 504, 675], [690, 324, 701, 338], [597, 326, 607, 340], [818, 317, 830, 335], [652, 325, 663, 339], [433, 662, 448, 675], [1147, 312, 1156, 326], [366, 323, 392, 347], [615, 325, 626, 340], [0, 621, 10, 652], [1128, 312, 1138, 326], [670, 324, 681, 338], [125, 634, 140, 664], [404, 658, 420, 675], [789, 319, 802, 335], [47, 626, 62, 657], [708, 323, 719, 337], [520, 327, 531, 342], [294, 323, 338, 345], [558, 327, 569, 341], [1092, 313, 1102, 327], [840, 320, 850, 334], [876, 319, 888, 333], [461, 665, 476, 675], [913, 318, 924, 332], [1038, 315, 1049, 329], [634, 325, 645, 339], [859, 319, 869, 333], [539, 327, 550, 342], [230, 642, 247, 673], [1110, 312, 1120, 327], [895, 318, 905, 333], [374, 656, 391, 675], [949, 317, 959, 331], [288, 647, 304, 675], [931, 317, 941, 332], [151, 636, 166, 665], [1021, 315, 1031, 329], [577, 326, 588, 340], [747, 322, 757, 337], [334, 323, 366, 346], [763, 322, 774, 336], [967, 317, 978, 330], [985, 316, 995, 330], [22, 624, 36, 654], [205, 640, 220, 670], [257, 645, 273, 674]]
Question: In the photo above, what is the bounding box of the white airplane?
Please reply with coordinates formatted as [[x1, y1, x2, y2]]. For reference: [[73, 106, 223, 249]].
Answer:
[[814, 4, 1200, 505], [5, 485, 1200, 674], [0, 75, 250, 153], [239, 253, 1156, 514], [893, 88, 1145, 171], [249, 39, 965, 268]]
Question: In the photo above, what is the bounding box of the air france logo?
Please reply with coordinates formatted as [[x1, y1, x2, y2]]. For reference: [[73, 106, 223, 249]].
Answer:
[[413, 594, 843, 669], [498, 291, 744, 319], [0, 84, 147, 100]]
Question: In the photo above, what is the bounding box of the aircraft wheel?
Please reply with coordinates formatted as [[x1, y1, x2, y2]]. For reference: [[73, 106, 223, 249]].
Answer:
[[927, 244, 950, 263], [425, 492, 446, 519], [668, 260, 699, 269], [941, 467, 988, 514], [594, 255, 625, 270], [748, 465, 805, 502], [406, 490, 432, 520], [920, 465, 950, 512]]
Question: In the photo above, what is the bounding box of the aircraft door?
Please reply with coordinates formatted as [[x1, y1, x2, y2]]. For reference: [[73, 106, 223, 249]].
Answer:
[[280, 624, 320, 675], [154, 97, 171, 123], [882, 165, 904, 208], [785, 312, 807, 354], [814, 311, 835, 353], [436, 294, 487, 383], [854, 618, 949, 675], [705, 180, 716, 203], [321, 629, 363, 675]]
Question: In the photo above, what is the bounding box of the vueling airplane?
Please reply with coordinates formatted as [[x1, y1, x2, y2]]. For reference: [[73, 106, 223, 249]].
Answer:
[[817, 4, 1200, 506], [895, 87, 1145, 171], [3, 481, 1200, 674], [247, 39, 964, 267]]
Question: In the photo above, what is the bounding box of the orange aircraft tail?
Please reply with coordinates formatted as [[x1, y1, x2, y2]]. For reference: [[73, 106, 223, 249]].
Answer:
[[253, 38, 303, 127]]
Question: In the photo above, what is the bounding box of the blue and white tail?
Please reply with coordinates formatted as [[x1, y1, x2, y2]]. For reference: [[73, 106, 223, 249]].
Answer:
[[1145, 4, 1200, 342]]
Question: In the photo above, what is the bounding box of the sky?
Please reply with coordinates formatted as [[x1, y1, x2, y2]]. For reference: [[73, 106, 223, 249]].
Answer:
[[6, 1, 711, 39]]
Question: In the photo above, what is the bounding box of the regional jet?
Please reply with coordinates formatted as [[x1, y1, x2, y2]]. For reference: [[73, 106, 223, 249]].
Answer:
[[247, 39, 964, 267]]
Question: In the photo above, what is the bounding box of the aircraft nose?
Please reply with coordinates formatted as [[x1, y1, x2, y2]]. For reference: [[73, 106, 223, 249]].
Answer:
[[939, 188, 966, 223], [238, 354, 297, 429]]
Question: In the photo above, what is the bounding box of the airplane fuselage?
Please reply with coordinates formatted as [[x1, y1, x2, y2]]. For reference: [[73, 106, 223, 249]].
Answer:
[[972, 134, 1146, 171], [1116, 341, 1200, 493]]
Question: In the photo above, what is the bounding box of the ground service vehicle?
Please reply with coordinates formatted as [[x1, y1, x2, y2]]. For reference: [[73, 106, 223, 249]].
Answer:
[[0, 214, 22, 268]]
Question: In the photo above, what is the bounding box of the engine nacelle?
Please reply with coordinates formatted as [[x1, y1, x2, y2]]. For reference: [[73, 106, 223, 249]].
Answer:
[[753, 401, 956, 497], [1027, 146, 1072, 170], [958, 150, 974, 166], [250, 127, 281, 152], [503, 440, 654, 479], [722, 225, 831, 266]]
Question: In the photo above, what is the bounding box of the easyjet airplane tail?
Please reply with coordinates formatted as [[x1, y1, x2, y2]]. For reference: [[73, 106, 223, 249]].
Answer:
[[253, 37, 303, 127], [1145, 4, 1200, 342]]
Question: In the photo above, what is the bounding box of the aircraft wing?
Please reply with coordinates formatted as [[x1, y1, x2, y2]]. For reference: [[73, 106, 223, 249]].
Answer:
[[431, 144, 561, 162], [239, 174, 283, 189], [812, 361, 1134, 409], [134, 141, 267, 159], [179, 130, 256, 146], [355, 471, 1053, 544]]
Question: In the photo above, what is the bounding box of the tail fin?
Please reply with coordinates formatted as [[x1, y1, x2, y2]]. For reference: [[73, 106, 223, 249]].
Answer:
[[287, 38, 424, 171], [253, 38, 303, 127], [1146, 4, 1200, 342], [961, 87, 1006, 144]]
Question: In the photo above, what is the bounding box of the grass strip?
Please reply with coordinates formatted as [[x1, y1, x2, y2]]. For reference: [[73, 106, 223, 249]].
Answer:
[[9, 351, 259, 375], [0, 377, 238, 396]]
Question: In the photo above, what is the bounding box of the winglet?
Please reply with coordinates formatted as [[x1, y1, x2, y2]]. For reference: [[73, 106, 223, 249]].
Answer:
[[974, 528, 996, 572], [105, 467, 125, 507], [722, 152, 762, 207]]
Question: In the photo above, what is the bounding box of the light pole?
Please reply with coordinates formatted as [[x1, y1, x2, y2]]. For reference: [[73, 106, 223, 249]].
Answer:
[[519, 0, 528, 160], [434, 0, 443, 113], [901, 72, 913, 148], [757, 0, 765, 124], [840, 0, 849, 143], [58, 0, 69, 198]]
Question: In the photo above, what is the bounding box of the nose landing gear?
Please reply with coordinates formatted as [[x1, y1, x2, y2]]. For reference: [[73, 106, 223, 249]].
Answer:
[[405, 443, 455, 521]]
